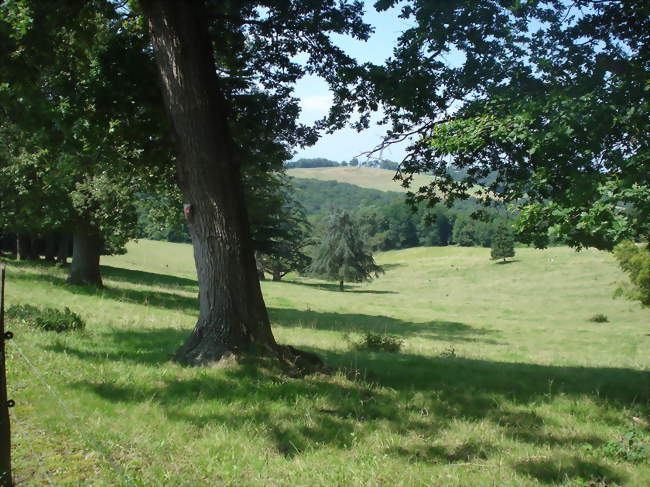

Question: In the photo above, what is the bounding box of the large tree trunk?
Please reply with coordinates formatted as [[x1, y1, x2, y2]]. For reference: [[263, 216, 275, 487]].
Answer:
[[67, 226, 102, 286], [141, 0, 318, 367]]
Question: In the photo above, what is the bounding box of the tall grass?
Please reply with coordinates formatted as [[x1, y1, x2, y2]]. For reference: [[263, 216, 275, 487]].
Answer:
[[3, 242, 649, 486]]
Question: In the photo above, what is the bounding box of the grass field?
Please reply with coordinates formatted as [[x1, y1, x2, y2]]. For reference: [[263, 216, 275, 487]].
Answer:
[[3, 240, 649, 486], [287, 166, 436, 193]]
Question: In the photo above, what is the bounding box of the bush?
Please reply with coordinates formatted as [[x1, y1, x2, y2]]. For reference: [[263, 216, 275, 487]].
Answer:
[[354, 333, 403, 353], [601, 424, 648, 463], [6, 304, 85, 332], [588, 313, 609, 323], [439, 346, 457, 358], [613, 242, 650, 307]]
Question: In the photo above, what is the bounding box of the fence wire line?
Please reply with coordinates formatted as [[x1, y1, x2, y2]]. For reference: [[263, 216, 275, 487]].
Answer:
[[9, 406, 55, 486], [8, 341, 138, 487]]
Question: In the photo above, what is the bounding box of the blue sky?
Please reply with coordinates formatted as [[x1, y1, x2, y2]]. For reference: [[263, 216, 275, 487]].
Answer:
[[291, 2, 413, 163]]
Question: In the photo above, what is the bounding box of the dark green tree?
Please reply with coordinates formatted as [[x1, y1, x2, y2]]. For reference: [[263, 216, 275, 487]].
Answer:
[[350, 0, 648, 250], [248, 175, 312, 281], [491, 224, 515, 262], [310, 211, 383, 291], [452, 216, 477, 247], [0, 0, 170, 285]]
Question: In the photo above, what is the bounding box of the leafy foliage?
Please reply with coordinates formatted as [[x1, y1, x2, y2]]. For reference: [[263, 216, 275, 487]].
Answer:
[[354, 333, 403, 353], [285, 158, 340, 169], [250, 174, 312, 280], [6, 304, 85, 332], [310, 211, 383, 290], [601, 424, 648, 464], [291, 178, 510, 251], [0, 0, 171, 256], [354, 0, 649, 250], [613, 242, 650, 307]]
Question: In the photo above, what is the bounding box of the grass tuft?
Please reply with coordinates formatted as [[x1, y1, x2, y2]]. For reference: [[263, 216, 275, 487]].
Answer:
[[589, 313, 609, 323]]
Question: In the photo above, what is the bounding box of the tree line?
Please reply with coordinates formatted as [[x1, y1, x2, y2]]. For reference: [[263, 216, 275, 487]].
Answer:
[[285, 157, 401, 170], [137, 176, 514, 250]]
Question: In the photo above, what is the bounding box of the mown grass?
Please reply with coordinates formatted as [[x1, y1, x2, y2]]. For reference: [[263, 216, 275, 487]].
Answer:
[[287, 166, 436, 193], [3, 241, 649, 486]]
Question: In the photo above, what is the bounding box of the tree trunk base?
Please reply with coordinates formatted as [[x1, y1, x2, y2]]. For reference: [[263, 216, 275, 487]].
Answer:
[[173, 338, 323, 372], [172, 337, 236, 367], [276, 345, 324, 373], [67, 229, 102, 286]]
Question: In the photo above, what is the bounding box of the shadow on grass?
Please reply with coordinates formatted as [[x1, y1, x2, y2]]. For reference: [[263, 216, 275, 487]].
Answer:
[[9, 267, 496, 342], [513, 456, 627, 485], [280, 280, 397, 294], [100, 265, 197, 289], [51, 326, 648, 485], [268, 307, 500, 343], [8, 270, 198, 314], [45, 327, 188, 365]]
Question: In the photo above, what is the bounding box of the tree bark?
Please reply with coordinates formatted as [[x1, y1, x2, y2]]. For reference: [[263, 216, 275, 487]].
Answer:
[[272, 270, 282, 282], [67, 227, 102, 286], [339, 280, 344, 292], [15, 235, 31, 261], [141, 0, 318, 367], [15, 236, 23, 262]]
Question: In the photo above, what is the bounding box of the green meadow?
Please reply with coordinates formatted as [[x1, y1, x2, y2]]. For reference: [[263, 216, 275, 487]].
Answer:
[[3, 240, 649, 486]]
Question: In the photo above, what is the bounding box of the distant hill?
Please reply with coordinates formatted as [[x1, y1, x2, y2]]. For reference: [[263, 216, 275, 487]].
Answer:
[[287, 166, 436, 193], [291, 178, 403, 217]]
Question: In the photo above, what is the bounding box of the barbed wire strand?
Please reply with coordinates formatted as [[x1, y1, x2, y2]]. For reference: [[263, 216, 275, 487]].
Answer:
[[9, 341, 138, 487]]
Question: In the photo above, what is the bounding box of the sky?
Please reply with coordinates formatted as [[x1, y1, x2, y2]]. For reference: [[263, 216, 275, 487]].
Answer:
[[291, 2, 414, 163]]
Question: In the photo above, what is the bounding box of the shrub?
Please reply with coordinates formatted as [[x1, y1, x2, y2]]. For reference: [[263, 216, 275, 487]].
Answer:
[[6, 304, 85, 332], [613, 241, 650, 307], [355, 333, 403, 353], [588, 313, 609, 323], [601, 425, 648, 463], [439, 346, 457, 358]]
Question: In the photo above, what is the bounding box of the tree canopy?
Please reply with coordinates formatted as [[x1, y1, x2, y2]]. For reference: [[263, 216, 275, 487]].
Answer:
[[0, 0, 171, 283], [345, 0, 649, 250]]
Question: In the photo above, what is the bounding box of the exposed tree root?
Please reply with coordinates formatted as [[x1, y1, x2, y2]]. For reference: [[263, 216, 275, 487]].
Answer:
[[172, 337, 324, 373]]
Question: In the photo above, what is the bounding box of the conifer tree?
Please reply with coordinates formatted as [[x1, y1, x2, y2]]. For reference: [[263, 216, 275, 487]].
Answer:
[[491, 224, 515, 262], [310, 211, 383, 291]]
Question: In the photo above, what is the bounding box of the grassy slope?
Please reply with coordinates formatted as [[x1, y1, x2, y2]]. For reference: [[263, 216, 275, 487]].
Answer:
[[3, 240, 649, 486], [287, 166, 436, 193]]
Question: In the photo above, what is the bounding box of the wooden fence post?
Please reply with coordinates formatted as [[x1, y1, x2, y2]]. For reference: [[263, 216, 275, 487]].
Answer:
[[0, 266, 13, 487]]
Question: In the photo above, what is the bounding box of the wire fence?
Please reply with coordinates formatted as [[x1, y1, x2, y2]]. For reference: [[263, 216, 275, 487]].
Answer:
[[8, 339, 139, 487]]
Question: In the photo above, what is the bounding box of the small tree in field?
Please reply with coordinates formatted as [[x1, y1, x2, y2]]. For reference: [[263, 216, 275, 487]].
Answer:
[[310, 211, 383, 291], [491, 224, 515, 262]]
